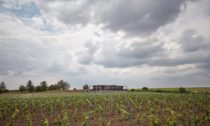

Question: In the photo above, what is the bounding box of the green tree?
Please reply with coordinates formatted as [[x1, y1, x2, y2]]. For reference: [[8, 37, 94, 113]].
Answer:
[[48, 84, 58, 90], [40, 81, 48, 91], [0, 81, 9, 93], [57, 80, 70, 90], [179, 87, 187, 93], [83, 84, 89, 90], [27, 80, 34, 92], [0, 81, 6, 90], [35, 85, 42, 92], [19, 85, 27, 92], [130, 89, 135, 92], [142, 87, 149, 91]]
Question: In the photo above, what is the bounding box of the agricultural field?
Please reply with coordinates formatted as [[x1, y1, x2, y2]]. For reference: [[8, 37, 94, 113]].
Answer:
[[131, 87, 210, 93], [0, 91, 210, 126], [149, 87, 210, 93]]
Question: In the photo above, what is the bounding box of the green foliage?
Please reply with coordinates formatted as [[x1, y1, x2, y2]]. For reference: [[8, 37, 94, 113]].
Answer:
[[36, 85, 42, 92], [27, 80, 34, 92], [130, 89, 135, 92], [179, 87, 187, 93], [142, 87, 149, 91], [151, 115, 160, 126], [0, 91, 210, 125], [57, 80, 70, 90], [119, 106, 130, 120], [0, 81, 9, 93], [7, 108, 19, 126], [19, 85, 27, 92], [0, 81, 6, 90], [19, 80, 70, 92], [82, 112, 89, 126], [48, 84, 58, 90], [61, 111, 69, 126], [35, 81, 48, 92], [40, 81, 48, 91], [41, 118, 49, 126], [26, 113, 33, 126], [166, 110, 177, 126], [155, 89, 163, 93], [137, 113, 141, 126], [83, 84, 89, 90]]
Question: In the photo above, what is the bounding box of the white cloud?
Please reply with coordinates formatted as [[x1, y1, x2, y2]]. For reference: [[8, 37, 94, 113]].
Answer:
[[0, 0, 210, 89]]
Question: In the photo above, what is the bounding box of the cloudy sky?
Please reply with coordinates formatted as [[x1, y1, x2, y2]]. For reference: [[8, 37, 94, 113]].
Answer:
[[0, 0, 210, 89]]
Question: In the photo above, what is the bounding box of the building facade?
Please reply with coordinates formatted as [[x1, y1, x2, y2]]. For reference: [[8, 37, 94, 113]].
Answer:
[[92, 85, 125, 91]]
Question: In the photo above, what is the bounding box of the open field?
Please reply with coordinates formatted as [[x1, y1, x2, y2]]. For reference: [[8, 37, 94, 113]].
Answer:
[[0, 91, 210, 126]]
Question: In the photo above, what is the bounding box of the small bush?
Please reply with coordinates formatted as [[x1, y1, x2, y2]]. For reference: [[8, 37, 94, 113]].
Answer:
[[179, 87, 187, 93], [142, 87, 149, 91], [130, 89, 135, 92], [156, 89, 163, 93]]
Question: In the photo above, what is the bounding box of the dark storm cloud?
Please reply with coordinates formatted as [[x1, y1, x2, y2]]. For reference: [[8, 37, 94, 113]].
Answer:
[[78, 29, 210, 69], [36, 0, 198, 36], [81, 40, 164, 68], [97, 41, 164, 68], [179, 29, 209, 52], [198, 63, 210, 73], [95, 0, 191, 36]]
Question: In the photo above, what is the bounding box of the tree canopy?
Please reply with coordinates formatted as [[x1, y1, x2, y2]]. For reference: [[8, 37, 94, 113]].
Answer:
[[27, 80, 35, 92], [19, 85, 27, 92], [0, 81, 9, 93], [83, 84, 89, 90], [57, 80, 70, 90]]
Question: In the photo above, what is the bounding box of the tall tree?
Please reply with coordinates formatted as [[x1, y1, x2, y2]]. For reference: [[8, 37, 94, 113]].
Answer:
[[27, 80, 34, 92], [0, 81, 6, 90], [57, 80, 70, 90], [40, 81, 48, 91], [0, 81, 9, 93], [0, 81, 6, 93]]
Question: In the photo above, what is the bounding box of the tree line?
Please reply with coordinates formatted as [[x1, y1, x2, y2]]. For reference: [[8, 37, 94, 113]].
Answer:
[[0, 80, 70, 94], [19, 80, 70, 92]]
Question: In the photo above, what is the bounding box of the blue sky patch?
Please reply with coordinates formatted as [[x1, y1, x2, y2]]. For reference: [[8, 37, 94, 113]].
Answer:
[[0, 1, 40, 18]]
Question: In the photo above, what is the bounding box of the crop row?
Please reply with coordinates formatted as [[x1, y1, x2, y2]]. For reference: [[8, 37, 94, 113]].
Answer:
[[0, 93, 210, 126]]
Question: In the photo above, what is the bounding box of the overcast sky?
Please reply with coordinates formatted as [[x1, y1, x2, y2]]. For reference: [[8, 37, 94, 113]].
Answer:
[[0, 0, 210, 89]]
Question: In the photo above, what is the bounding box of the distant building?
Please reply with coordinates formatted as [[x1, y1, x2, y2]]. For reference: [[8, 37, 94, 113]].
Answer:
[[92, 85, 127, 91]]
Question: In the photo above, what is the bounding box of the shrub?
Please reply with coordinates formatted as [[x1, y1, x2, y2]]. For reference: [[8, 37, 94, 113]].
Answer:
[[156, 89, 163, 93], [179, 87, 187, 93], [83, 84, 89, 90], [142, 87, 149, 91], [130, 89, 135, 92]]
